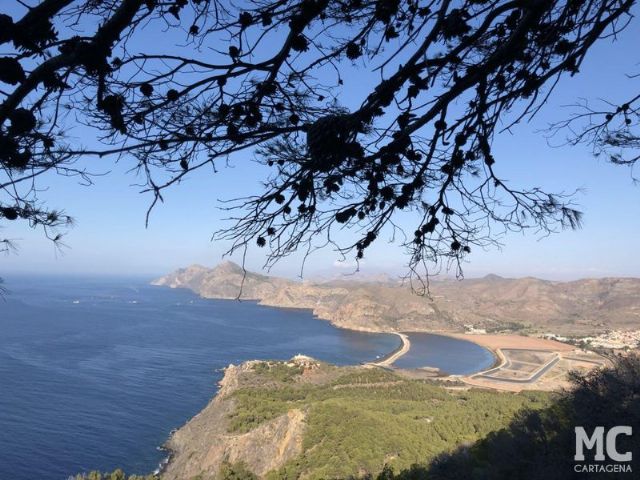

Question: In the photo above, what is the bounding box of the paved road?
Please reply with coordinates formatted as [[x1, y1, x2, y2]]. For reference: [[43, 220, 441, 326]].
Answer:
[[473, 354, 560, 384]]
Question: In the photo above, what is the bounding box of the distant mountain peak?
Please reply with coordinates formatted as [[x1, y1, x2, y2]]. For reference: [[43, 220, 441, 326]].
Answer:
[[184, 263, 208, 271], [482, 273, 505, 281], [213, 260, 245, 275], [153, 263, 640, 337]]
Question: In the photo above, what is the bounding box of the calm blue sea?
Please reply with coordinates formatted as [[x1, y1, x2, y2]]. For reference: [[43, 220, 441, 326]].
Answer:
[[0, 276, 494, 480], [0, 276, 399, 480], [393, 332, 495, 374]]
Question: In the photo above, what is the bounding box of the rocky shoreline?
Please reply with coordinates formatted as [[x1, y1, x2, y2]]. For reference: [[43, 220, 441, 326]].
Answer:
[[160, 358, 315, 480], [150, 262, 625, 478], [152, 261, 640, 336], [150, 262, 458, 335]]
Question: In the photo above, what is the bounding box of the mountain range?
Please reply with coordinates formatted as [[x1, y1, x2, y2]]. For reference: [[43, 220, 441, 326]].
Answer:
[[152, 262, 640, 335]]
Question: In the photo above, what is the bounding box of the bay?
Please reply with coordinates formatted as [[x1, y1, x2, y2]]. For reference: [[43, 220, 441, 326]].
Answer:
[[0, 276, 399, 480]]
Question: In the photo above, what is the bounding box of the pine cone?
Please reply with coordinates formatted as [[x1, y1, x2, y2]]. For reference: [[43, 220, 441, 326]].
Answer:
[[306, 113, 361, 170]]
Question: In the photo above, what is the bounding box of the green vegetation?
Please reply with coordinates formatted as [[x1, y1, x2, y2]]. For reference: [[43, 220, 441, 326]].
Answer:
[[72, 469, 156, 480], [251, 361, 304, 383], [76, 356, 640, 480], [486, 322, 529, 333], [217, 461, 259, 480], [228, 368, 551, 479], [331, 368, 400, 385], [422, 354, 640, 479]]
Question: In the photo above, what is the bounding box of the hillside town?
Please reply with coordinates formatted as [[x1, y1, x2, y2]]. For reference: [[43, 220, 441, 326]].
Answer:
[[544, 330, 640, 350]]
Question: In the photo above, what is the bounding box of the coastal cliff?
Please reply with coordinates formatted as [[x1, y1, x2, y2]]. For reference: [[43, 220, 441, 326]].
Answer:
[[161, 356, 553, 480], [152, 262, 443, 332], [153, 265, 639, 480], [153, 262, 640, 335], [162, 359, 310, 480]]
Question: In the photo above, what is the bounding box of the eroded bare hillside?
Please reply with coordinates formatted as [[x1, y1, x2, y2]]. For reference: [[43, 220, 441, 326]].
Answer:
[[153, 262, 640, 335]]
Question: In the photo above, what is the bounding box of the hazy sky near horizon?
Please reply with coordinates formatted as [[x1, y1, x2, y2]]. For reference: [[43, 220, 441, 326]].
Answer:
[[2, 5, 640, 281]]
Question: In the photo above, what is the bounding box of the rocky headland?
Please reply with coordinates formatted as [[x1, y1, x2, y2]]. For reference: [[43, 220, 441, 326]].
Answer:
[[152, 262, 640, 335]]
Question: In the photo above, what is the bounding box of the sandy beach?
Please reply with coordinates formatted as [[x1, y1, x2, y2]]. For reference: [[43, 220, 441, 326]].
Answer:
[[446, 333, 575, 352], [371, 333, 411, 366]]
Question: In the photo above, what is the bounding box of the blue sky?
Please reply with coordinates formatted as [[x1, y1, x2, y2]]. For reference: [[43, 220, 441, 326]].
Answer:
[[2, 5, 640, 280]]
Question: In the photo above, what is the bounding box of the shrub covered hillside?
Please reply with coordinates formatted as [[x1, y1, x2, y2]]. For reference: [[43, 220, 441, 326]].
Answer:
[[80, 356, 640, 479], [72, 469, 156, 480], [225, 364, 552, 479], [424, 354, 640, 480], [218, 356, 640, 480]]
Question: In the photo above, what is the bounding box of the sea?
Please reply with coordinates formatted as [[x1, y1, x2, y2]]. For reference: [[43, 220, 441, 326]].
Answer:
[[393, 332, 495, 374], [0, 276, 492, 480]]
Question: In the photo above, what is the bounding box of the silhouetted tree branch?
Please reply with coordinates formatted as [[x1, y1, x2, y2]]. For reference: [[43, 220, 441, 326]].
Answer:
[[550, 87, 640, 180], [0, 0, 635, 283]]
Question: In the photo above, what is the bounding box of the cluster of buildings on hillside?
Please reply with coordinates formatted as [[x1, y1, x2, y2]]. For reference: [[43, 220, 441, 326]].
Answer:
[[544, 330, 640, 350]]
